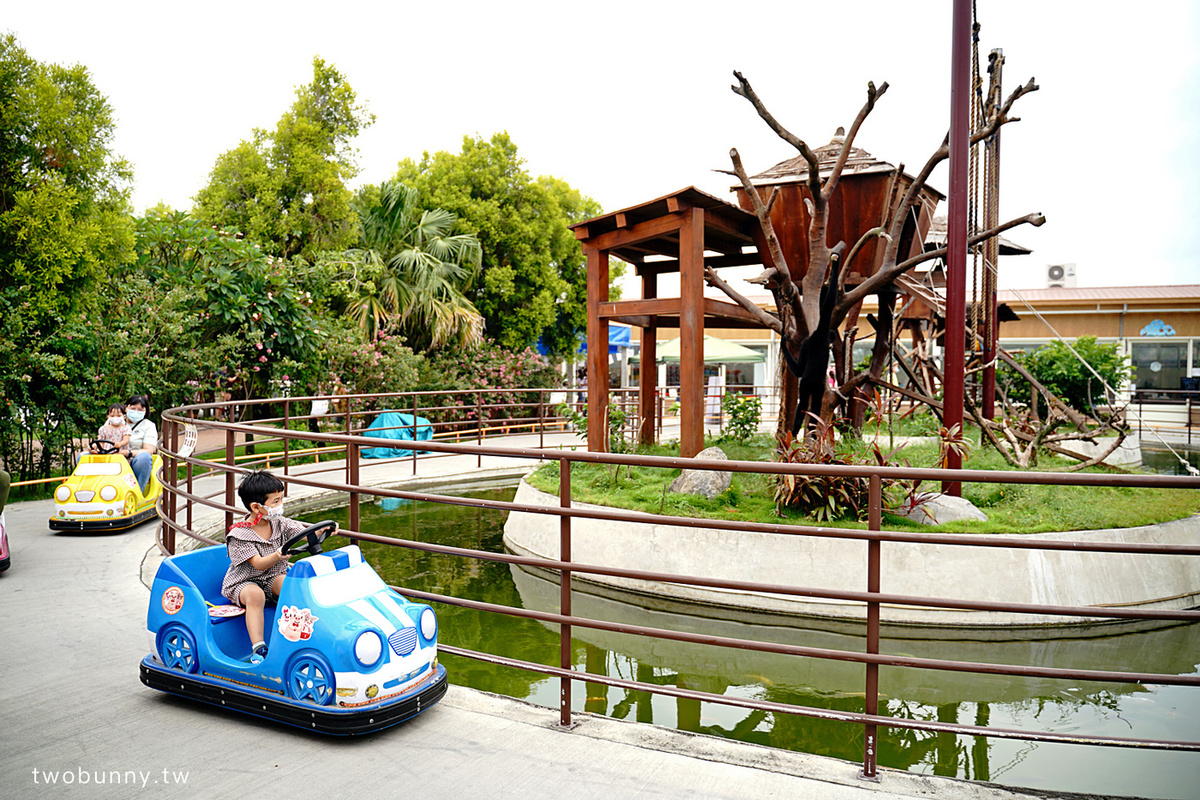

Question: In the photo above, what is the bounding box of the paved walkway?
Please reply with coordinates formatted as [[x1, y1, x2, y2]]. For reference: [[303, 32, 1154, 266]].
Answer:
[[1, 431, 1123, 799]]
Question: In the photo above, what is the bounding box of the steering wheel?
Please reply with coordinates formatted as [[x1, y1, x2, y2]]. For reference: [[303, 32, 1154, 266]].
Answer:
[[281, 520, 338, 557], [90, 439, 120, 455]]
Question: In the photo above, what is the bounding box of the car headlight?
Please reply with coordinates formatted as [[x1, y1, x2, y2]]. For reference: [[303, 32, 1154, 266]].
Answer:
[[354, 630, 384, 669], [55, 485, 71, 502], [419, 608, 437, 642], [99, 485, 118, 502]]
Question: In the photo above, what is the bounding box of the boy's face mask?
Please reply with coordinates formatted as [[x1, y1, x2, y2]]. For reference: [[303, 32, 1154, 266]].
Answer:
[[266, 501, 285, 518]]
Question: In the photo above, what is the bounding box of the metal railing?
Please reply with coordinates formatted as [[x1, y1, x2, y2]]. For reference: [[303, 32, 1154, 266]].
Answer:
[[1132, 387, 1200, 446], [156, 391, 1200, 781]]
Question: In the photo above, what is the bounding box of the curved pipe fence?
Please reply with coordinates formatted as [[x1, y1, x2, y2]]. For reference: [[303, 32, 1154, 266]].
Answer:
[[156, 391, 1200, 780]]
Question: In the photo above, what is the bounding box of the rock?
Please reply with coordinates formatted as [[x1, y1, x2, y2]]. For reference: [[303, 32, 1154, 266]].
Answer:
[[897, 493, 988, 525], [669, 446, 732, 500]]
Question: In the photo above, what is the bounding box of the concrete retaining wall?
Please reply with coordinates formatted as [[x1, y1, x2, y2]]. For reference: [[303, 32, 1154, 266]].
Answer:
[[503, 480, 1200, 627]]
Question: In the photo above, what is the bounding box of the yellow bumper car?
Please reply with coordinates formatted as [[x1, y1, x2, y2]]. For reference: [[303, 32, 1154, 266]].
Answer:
[[50, 444, 163, 531]]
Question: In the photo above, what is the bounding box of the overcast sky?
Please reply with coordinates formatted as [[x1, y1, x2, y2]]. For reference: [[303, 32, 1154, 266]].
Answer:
[[6, 1, 1198, 290]]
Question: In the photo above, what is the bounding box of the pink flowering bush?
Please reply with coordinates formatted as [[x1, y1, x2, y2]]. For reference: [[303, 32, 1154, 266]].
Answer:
[[415, 340, 560, 432]]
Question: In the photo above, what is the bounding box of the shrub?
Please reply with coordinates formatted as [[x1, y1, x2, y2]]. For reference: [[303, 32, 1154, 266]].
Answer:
[[720, 392, 762, 444], [415, 341, 559, 432], [1004, 337, 1129, 416]]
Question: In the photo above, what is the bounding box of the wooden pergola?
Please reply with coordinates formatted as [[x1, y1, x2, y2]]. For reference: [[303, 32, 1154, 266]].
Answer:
[[570, 187, 767, 457]]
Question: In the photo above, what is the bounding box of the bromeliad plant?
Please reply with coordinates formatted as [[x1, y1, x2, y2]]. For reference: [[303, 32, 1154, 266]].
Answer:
[[774, 413, 931, 522]]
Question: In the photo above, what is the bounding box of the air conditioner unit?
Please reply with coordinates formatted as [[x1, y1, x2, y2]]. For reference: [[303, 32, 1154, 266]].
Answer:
[[1046, 263, 1076, 288]]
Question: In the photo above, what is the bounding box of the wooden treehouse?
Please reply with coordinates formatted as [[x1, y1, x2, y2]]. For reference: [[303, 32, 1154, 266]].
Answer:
[[572, 135, 951, 456]]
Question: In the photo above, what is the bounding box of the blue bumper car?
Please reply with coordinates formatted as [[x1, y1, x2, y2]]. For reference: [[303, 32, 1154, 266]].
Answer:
[[140, 522, 447, 734]]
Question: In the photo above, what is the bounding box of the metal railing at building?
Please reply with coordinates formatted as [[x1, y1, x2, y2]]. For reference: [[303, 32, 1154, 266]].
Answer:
[[155, 391, 1200, 781]]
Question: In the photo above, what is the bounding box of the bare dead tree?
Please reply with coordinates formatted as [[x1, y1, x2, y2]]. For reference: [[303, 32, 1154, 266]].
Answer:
[[714, 70, 1043, 442]]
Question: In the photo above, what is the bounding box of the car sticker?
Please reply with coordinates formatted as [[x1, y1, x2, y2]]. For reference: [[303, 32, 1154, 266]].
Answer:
[[162, 586, 185, 615], [208, 605, 244, 618], [277, 605, 319, 642], [123, 474, 138, 490]]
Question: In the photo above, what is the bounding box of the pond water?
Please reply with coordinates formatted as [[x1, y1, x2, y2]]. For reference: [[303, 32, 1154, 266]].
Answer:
[[1142, 445, 1200, 475], [305, 488, 1200, 798]]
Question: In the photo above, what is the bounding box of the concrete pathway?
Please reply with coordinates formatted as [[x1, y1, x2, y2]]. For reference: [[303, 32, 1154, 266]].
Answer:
[[0, 434, 1129, 800]]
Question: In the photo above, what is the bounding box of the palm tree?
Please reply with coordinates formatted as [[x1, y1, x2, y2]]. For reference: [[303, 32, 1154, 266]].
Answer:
[[346, 182, 483, 349]]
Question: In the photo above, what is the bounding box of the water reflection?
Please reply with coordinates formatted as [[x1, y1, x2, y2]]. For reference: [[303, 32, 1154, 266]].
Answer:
[[1142, 445, 1200, 475], [305, 488, 1200, 797]]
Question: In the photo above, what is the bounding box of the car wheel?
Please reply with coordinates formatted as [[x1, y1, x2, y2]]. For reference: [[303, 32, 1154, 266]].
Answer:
[[124, 492, 136, 516], [286, 653, 335, 706], [159, 624, 198, 674]]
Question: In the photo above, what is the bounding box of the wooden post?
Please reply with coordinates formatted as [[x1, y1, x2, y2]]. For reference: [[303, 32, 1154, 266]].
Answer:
[[639, 267, 658, 446], [981, 49, 1004, 420], [679, 206, 705, 457], [586, 247, 610, 452]]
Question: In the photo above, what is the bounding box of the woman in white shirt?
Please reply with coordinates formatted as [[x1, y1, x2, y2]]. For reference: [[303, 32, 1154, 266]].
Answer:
[[123, 394, 158, 493]]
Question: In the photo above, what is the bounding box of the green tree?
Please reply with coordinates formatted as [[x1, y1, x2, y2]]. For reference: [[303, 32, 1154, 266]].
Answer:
[[132, 209, 320, 398], [1006, 337, 1130, 416], [393, 133, 612, 355], [0, 34, 134, 326], [340, 181, 484, 349], [194, 57, 373, 260], [0, 35, 135, 482]]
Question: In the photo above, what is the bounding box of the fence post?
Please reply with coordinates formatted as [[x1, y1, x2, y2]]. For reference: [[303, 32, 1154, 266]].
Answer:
[[477, 392, 483, 469], [185, 422, 194, 534], [347, 441, 360, 547], [344, 396, 353, 485], [539, 391, 545, 449], [224, 426, 236, 533], [559, 457, 574, 728], [283, 398, 290, 477], [861, 473, 882, 781], [412, 393, 419, 476], [164, 420, 178, 555]]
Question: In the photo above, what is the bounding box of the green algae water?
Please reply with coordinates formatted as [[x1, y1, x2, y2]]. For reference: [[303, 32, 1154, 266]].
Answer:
[[305, 487, 1200, 798]]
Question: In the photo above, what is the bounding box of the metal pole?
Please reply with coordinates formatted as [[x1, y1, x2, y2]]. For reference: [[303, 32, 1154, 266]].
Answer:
[[283, 398, 290, 476], [860, 473, 882, 780], [348, 441, 360, 546], [477, 391, 483, 468], [185, 435, 194, 535], [412, 393, 419, 476], [559, 457, 574, 728], [942, 0, 971, 496], [165, 421, 178, 555]]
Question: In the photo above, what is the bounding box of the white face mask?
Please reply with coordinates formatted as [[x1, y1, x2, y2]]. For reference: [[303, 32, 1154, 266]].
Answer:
[[127, 408, 145, 423], [108, 415, 124, 426], [266, 501, 285, 518]]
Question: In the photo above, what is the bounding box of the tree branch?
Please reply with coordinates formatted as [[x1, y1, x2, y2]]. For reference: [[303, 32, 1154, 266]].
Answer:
[[996, 348, 1091, 433], [882, 77, 1039, 265], [732, 71, 823, 219], [843, 226, 891, 280], [703, 265, 784, 334], [823, 81, 889, 202], [837, 213, 1046, 315], [728, 147, 801, 312]]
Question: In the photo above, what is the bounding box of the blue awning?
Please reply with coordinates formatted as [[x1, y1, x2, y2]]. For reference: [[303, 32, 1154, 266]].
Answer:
[[538, 324, 633, 356]]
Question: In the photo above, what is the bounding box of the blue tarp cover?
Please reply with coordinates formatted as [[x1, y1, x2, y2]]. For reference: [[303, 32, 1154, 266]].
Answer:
[[537, 324, 632, 356], [362, 411, 433, 458]]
